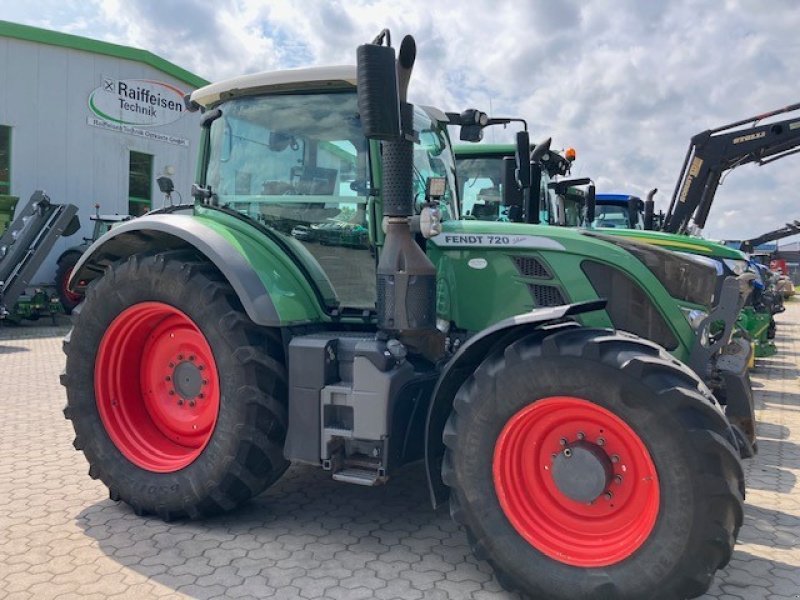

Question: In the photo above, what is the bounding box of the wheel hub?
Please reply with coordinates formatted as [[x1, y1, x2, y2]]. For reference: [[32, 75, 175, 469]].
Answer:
[[551, 440, 613, 503], [173, 360, 204, 399], [95, 302, 220, 473], [493, 396, 660, 567]]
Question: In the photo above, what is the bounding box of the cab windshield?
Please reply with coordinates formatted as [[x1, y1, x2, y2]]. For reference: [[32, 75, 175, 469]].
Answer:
[[203, 92, 458, 310], [595, 203, 644, 229], [458, 157, 505, 220], [457, 154, 556, 223]]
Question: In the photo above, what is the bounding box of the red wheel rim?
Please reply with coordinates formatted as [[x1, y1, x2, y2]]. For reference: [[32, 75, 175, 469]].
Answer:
[[95, 302, 220, 472], [493, 396, 660, 567], [62, 267, 82, 304]]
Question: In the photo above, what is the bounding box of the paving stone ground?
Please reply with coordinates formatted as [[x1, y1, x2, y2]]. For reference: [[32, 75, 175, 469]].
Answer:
[[1, 300, 798, 600]]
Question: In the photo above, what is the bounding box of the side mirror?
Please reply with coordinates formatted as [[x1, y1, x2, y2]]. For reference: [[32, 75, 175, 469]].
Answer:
[[530, 137, 552, 164], [515, 130, 532, 189], [529, 163, 542, 223], [459, 125, 484, 142], [63, 215, 81, 237], [157, 176, 175, 194], [585, 184, 596, 225], [502, 156, 522, 208], [643, 188, 657, 230], [627, 197, 640, 229], [356, 41, 401, 140]]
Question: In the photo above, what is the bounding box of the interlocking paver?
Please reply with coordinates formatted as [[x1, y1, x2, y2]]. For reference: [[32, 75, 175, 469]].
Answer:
[[1, 300, 799, 599]]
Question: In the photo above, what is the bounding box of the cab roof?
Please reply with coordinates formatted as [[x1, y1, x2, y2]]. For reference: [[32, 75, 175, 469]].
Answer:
[[596, 194, 640, 205], [190, 65, 356, 108]]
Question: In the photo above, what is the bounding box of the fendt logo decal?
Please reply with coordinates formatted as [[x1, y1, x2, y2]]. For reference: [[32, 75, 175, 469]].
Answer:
[[678, 156, 704, 204], [732, 131, 766, 144], [430, 233, 566, 250], [89, 78, 186, 127]]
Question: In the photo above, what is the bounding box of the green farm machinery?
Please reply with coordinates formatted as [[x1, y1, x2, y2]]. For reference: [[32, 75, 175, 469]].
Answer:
[[0, 191, 79, 322], [62, 31, 744, 599]]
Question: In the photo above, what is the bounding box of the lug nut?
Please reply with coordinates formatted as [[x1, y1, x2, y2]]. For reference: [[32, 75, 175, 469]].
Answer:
[[604, 492, 613, 501], [611, 454, 620, 463], [178, 354, 184, 360], [168, 390, 175, 396], [169, 362, 175, 368], [597, 437, 605, 446], [559, 437, 568, 446], [189, 400, 196, 407], [198, 365, 204, 371], [165, 376, 171, 382], [177, 399, 183, 405], [189, 355, 195, 361], [563, 448, 573, 458], [576, 431, 585, 440], [614, 475, 623, 484]]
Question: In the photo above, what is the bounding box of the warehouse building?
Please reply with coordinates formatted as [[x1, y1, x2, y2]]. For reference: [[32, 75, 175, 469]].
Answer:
[[0, 20, 208, 284]]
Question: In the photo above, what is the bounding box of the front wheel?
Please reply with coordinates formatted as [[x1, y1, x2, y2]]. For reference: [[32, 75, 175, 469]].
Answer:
[[55, 251, 83, 314], [443, 326, 744, 600], [62, 252, 289, 520]]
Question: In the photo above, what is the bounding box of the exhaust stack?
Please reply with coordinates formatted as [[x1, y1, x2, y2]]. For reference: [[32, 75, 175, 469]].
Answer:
[[357, 32, 438, 351]]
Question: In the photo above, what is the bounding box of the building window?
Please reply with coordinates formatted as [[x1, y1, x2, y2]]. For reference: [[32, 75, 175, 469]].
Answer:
[[128, 151, 153, 216], [0, 126, 11, 195]]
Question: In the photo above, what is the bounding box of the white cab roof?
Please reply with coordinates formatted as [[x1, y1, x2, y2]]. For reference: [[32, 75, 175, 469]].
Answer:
[[190, 65, 356, 107]]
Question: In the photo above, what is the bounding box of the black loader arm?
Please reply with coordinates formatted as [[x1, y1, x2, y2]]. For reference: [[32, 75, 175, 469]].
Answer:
[[663, 101, 800, 234], [739, 220, 800, 253]]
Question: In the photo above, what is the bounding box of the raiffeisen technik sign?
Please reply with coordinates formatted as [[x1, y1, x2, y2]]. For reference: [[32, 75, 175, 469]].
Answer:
[[89, 78, 185, 127]]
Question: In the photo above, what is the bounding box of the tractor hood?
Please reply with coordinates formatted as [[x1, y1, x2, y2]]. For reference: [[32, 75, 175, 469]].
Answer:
[[596, 228, 747, 260]]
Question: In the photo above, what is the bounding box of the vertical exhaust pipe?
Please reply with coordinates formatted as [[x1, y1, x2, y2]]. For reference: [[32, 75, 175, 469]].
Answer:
[[357, 32, 439, 352]]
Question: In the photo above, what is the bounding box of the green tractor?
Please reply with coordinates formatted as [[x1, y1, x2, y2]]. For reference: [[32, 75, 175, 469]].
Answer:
[[62, 32, 743, 599], [455, 141, 757, 445]]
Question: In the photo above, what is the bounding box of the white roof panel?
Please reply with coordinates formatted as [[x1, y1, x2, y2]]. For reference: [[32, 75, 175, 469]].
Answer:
[[190, 65, 356, 107]]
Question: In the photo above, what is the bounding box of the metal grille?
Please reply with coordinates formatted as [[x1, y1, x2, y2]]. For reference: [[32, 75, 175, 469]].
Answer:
[[513, 256, 552, 279], [581, 260, 678, 350], [528, 284, 565, 307]]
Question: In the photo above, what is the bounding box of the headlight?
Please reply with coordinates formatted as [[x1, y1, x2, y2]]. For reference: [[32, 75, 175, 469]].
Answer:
[[722, 258, 749, 276], [587, 234, 717, 307], [681, 307, 708, 330], [677, 251, 724, 275]]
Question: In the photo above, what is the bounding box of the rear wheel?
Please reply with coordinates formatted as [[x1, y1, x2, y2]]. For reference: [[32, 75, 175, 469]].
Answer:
[[55, 251, 83, 314], [62, 252, 289, 519], [443, 326, 744, 600]]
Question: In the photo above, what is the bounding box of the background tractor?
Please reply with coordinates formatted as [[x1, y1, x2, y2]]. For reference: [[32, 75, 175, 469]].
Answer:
[[62, 31, 744, 599], [455, 141, 758, 447], [54, 207, 131, 313]]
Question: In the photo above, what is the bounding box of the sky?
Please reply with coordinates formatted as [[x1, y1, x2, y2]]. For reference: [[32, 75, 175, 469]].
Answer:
[[3, 0, 800, 242]]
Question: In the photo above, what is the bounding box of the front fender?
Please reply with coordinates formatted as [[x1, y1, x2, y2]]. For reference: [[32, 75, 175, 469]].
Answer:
[[69, 213, 327, 327], [424, 300, 606, 508]]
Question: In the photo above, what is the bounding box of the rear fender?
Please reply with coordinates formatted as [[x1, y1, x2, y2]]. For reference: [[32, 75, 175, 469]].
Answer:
[[69, 214, 326, 326], [424, 300, 606, 508]]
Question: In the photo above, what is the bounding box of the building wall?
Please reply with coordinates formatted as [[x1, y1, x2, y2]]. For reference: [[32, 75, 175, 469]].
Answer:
[[0, 36, 204, 284]]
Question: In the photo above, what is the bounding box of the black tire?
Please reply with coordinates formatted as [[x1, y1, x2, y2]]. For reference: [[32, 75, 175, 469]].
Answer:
[[56, 251, 83, 314], [62, 251, 289, 520], [443, 326, 744, 600]]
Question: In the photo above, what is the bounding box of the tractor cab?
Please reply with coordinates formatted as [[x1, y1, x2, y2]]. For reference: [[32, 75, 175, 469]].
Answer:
[[456, 143, 573, 224], [594, 194, 645, 229], [191, 68, 458, 313]]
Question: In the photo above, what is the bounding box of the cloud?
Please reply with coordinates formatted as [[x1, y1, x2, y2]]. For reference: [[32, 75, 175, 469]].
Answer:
[[4, 0, 800, 242]]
